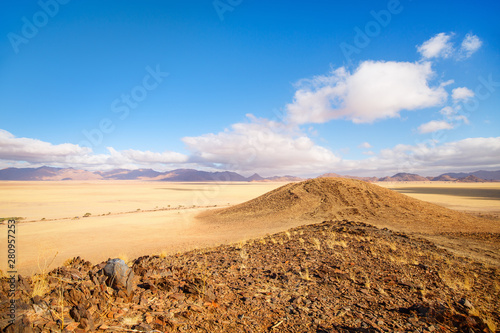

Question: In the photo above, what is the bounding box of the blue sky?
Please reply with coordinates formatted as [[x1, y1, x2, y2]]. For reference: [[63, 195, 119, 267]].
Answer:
[[0, 0, 499, 177]]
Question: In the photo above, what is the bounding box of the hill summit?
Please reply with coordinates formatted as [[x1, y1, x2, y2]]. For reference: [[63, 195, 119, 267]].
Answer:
[[200, 177, 493, 234]]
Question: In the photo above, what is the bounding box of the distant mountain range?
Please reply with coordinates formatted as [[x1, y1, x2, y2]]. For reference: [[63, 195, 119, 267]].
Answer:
[[375, 171, 500, 182], [0, 166, 499, 182], [0, 166, 302, 182]]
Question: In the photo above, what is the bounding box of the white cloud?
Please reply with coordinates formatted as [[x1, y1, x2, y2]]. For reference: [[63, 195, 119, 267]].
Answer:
[[2, 130, 499, 178], [358, 142, 372, 149], [421, 102, 469, 135], [454, 115, 469, 124], [417, 33, 454, 59], [0, 129, 188, 170], [0, 129, 91, 163], [286, 61, 447, 124], [452, 87, 474, 102], [406, 137, 500, 170], [417, 120, 454, 134], [460, 33, 482, 58], [334, 137, 500, 176], [418, 32, 482, 60], [182, 115, 340, 175]]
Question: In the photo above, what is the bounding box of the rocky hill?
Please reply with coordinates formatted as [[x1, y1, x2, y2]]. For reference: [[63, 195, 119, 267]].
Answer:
[[200, 177, 495, 234], [1, 220, 498, 332], [457, 175, 487, 183], [431, 174, 458, 181]]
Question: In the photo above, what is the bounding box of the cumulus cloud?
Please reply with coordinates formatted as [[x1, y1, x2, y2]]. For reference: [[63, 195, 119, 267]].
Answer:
[[286, 61, 447, 124], [182, 115, 340, 175], [0, 129, 188, 170], [417, 33, 454, 59], [417, 120, 454, 134], [460, 33, 482, 58], [0, 129, 91, 163], [452, 87, 474, 102]]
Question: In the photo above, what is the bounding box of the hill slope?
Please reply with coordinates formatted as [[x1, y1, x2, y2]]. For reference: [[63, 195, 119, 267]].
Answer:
[[200, 177, 496, 234]]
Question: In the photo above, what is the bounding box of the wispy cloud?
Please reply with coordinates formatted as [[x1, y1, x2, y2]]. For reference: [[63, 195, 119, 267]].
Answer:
[[358, 142, 372, 149], [460, 33, 482, 58], [417, 120, 454, 134], [417, 32, 482, 60], [439, 106, 455, 116], [452, 87, 475, 102], [417, 32, 454, 59]]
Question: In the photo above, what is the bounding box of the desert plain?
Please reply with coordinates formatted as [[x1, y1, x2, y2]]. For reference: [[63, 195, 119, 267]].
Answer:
[[0, 181, 286, 275], [0, 180, 499, 275]]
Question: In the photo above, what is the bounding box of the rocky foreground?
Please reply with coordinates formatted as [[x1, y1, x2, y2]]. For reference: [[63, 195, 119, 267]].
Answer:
[[1, 220, 499, 332]]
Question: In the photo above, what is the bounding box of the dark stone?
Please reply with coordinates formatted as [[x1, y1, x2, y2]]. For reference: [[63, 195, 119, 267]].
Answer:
[[459, 298, 473, 309], [69, 305, 82, 322], [103, 258, 135, 296]]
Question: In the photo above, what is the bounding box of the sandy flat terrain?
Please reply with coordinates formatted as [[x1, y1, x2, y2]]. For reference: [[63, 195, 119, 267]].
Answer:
[[0, 181, 285, 221], [1, 180, 499, 275], [0, 181, 287, 275]]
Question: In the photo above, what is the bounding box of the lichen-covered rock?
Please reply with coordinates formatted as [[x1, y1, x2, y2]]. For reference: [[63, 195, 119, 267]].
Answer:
[[103, 258, 134, 296]]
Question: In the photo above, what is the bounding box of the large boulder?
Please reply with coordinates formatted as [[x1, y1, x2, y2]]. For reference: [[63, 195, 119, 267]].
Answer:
[[103, 258, 134, 295]]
